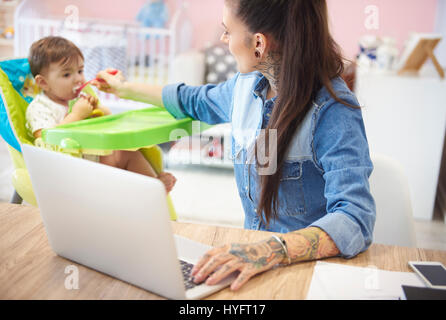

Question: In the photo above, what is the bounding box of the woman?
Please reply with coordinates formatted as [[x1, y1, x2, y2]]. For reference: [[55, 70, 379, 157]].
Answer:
[[94, 0, 376, 291]]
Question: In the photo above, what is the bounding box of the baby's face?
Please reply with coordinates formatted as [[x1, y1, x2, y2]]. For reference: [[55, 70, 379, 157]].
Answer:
[[43, 56, 86, 103]]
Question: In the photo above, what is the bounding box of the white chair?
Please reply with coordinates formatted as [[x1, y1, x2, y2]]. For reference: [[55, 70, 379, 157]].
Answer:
[[369, 154, 417, 247]]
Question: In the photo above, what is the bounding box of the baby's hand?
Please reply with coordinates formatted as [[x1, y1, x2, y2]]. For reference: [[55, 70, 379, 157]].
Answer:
[[86, 95, 99, 110], [72, 95, 95, 119]]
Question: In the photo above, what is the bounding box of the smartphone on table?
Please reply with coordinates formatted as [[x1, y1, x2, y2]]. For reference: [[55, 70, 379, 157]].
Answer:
[[408, 261, 446, 289]]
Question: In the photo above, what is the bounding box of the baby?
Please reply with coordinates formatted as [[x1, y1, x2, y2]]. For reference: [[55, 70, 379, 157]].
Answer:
[[26, 36, 176, 193]]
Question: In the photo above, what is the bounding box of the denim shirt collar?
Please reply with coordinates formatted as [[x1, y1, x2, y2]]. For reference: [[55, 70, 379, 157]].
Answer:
[[252, 75, 278, 103]]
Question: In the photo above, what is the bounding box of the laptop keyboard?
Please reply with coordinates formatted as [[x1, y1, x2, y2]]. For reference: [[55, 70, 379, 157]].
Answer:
[[179, 260, 199, 290]]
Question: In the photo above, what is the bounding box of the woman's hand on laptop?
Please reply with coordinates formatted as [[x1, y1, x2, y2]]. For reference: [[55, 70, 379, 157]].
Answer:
[[190, 237, 286, 291]]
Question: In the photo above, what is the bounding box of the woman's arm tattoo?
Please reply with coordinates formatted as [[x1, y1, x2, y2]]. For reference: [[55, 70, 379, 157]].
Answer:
[[283, 227, 340, 264], [229, 237, 285, 269]]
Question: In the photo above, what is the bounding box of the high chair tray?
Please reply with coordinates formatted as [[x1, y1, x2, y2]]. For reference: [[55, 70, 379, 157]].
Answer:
[[41, 106, 211, 151]]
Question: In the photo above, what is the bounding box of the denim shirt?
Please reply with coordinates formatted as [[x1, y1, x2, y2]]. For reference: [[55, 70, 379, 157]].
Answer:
[[162, 72, 376, 258]]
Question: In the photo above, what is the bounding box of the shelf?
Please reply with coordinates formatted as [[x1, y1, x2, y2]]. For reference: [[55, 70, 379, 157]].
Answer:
[[0, 0, 19, 54], [201, 123, 232, 137], [0, 38, 13, 46], [166, 133, 233, 169], [166, 149, 233, 169]]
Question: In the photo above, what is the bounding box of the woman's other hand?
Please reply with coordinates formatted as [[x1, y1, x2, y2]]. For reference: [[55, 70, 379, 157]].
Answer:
[[191, 237, 286, 291]]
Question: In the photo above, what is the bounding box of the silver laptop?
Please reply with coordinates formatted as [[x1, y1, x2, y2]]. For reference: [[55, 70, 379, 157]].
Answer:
[[22, 144, 235, 300]]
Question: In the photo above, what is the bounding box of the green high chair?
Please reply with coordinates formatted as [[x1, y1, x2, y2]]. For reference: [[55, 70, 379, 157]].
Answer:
[[0, 60, 38, 206], [0, 58, 208, 221]]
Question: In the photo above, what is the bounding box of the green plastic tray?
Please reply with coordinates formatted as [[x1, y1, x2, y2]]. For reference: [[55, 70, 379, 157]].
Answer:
[[41, 106, 212, 151]]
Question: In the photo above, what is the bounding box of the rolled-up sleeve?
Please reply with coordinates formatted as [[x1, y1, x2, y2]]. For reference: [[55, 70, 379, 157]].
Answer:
[[310, 96, 376, 258], [162, 83, 188, 119], [162, 73, 239, 125]]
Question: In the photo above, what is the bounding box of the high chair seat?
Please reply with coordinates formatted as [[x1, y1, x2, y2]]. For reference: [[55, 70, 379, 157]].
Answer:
[[7, 142, 37, 206], [0, 59, 37, 205], [0, 59, 34, 152]]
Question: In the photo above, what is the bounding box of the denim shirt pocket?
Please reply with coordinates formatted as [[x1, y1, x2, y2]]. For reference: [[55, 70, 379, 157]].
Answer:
[[277, 161, 306, 216]]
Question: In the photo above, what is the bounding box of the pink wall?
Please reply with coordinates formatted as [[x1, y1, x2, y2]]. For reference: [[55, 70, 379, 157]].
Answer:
[[326, 0, 438, 59], [185, 0, 439, 58], [43, 0, 438, 59]]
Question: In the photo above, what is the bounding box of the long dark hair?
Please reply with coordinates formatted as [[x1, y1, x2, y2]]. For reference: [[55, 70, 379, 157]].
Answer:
[[228, 0, 357, 225]]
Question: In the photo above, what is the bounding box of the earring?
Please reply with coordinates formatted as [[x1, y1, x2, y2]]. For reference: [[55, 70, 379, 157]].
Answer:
[[255, 51, 261, 59]]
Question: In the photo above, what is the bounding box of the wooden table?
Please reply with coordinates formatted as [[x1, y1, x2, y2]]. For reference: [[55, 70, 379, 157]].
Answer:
[[1, 202, 446, 300]]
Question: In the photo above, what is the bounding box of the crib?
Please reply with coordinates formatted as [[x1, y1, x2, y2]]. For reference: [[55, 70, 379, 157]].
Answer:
[[14, 0, 189, 111]]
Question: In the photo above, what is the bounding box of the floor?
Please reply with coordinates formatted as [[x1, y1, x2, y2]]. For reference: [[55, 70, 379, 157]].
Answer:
[[1, 137, 445, 251]]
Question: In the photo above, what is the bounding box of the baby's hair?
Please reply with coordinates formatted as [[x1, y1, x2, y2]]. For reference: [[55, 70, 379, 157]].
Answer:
[[28, 36, 84, 77]]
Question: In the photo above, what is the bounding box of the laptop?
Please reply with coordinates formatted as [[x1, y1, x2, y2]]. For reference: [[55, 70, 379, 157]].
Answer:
[[22, 144, 236, 300]]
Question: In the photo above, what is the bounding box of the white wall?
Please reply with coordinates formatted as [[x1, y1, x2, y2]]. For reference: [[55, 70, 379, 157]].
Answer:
[[356, 72, 446, 220]]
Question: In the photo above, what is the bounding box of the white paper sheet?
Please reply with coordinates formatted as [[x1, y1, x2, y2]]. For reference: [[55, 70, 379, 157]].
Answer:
[[306, 261, 425, 300]]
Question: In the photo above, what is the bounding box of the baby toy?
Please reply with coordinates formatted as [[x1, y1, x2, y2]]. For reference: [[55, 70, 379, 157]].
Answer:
[[136, 0, 169, 28], [2, 27, 14, 39]]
